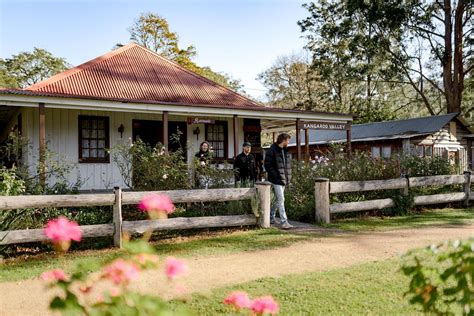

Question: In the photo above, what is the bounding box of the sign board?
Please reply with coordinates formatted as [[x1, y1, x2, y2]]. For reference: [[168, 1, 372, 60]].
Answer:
[[297, 120, 349, 130], [187, 117, 215, 125]]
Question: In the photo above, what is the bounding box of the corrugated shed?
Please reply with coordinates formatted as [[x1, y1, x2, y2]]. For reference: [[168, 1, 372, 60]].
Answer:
[[289, 113, 460, 145], [24, 43, 263, 109]]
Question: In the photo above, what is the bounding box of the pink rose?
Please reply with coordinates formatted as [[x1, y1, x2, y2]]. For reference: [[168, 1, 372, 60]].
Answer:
[[164, 257, 187, 280], [138, 194, 175, 215], [41, 269, 68, 282], [103, 259, 140, 285], [224, 291, 251, 310], [44, 216, 82, 251], [251, 296, 279, 315]]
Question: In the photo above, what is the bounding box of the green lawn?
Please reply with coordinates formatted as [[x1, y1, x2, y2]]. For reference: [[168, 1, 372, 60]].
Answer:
[[0, 228, 311, 282], [325, 207, 474, 232], [170, 259, 421, 315]]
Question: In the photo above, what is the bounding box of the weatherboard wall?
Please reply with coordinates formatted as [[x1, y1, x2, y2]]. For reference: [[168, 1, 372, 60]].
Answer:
[[21, 107, 244, 191]]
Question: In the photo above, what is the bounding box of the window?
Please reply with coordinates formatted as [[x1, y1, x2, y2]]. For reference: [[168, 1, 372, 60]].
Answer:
[[382, 146, 392, 158], [424, 145, 433, 157], [414, 145, 424, 157], [205, 121, 228, 159], [79, 116, 109, 163], [371, 146, 381, 158]]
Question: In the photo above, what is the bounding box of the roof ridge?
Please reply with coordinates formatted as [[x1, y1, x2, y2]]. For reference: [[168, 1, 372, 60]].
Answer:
[[353, 113, 458, 127], [133, 44, 263, 107], [26, 43, 139, 91]]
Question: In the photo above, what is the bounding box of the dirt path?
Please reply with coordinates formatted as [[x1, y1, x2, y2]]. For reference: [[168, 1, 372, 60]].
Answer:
[[1, 224, 473, 315]]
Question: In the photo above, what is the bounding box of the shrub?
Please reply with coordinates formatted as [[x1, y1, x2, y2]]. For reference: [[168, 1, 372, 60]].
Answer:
[[285, 147, 456, 222], [110, 137, 190, 191], [400, 155, 455, 177], [0, 166, 25, 196], [193, 159, 234, 189], [402, 239, 474, 315]]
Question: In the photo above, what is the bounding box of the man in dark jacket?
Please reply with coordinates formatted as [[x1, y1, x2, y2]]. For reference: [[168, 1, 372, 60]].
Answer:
[[264, 133, 293, 229], [234, 142, 258, 185]]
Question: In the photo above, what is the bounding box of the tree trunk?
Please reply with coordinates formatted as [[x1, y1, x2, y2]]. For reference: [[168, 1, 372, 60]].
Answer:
[[443, 0, 455, 113], [452, 0, 465, 113]]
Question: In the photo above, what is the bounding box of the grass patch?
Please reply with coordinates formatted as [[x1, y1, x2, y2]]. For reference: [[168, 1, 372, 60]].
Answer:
[[171, 259, 421, 315], [326, 207, 474, 232], [0, 228, 311, 283]]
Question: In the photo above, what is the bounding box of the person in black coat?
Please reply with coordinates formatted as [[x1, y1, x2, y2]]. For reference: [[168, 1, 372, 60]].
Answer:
[[264, 133, 293, 229], [234, 142, 258, 185], [195, 141, 212, 165]]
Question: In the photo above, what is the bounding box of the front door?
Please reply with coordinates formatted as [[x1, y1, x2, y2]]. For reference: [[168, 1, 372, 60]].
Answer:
[[132, 120, 163, 148], [132, 119, 187, 151]]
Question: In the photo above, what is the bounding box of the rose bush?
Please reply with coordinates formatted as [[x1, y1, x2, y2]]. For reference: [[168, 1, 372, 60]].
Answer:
[[41, 194, 279, 315]]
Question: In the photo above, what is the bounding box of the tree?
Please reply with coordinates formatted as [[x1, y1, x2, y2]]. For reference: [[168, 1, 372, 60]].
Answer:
[[402, 0, 473, 114], [0, 48, 70, 88], [299, 1, 404, 116], [129, 13, 197, 62], [125, 13, 245, 93], [299, 0, 474, 115], [0, 65, 18, 88], [322, 0, 474, 114], [257, 52, 402, 122], [257, 53, 330, 111]]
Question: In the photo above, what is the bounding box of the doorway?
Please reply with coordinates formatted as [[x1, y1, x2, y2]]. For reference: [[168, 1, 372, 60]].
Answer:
[[132, 119, 187, 151], [132, 120, 163, 148]]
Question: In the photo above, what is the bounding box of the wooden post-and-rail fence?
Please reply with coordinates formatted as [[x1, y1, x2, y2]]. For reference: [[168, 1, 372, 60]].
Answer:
[[315, 171, 473, 224], [0, 183, 272, 248]]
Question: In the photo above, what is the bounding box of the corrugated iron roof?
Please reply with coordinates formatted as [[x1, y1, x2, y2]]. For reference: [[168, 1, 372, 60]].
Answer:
[[23, 43, 263, 109], [289, 113, 460, 146]]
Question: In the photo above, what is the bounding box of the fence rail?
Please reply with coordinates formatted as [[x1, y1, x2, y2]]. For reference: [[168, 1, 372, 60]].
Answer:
[[0, 184, 271, 248], [317, 171, 472, 224]]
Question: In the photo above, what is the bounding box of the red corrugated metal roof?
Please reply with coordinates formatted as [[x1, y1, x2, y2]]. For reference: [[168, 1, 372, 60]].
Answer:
[[25, 43, 263, 109]]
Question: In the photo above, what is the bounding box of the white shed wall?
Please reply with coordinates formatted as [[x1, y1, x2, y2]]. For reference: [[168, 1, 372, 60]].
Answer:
[[22, 107, 245, 191]]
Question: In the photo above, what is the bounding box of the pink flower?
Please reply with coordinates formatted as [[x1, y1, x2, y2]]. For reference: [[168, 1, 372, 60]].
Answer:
[[251, 296, 279, 315], [138, 194, 175, 215], [224, 291, 251, 310], [41, 269, 68, 282], [103, 259, 140, 285], [44, 216, 82, 242], [44, 217, 82, 252], [164, 257, 187, 280]]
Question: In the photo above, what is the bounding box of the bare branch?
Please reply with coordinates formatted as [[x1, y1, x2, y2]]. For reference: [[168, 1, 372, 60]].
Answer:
[[464, 64, 474, 76], [413, 26, 445, 39]]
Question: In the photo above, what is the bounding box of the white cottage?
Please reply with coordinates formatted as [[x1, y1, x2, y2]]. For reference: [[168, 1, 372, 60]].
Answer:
[[0, 43, 353, 191]]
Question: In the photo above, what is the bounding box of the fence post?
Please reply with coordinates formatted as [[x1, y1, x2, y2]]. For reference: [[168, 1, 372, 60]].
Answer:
[[402, 174, 410, 196], [315, 178, 330, 224], [463, 171, 471, 207], [113, 187, 123, 248], [255, 182, 271, 228]]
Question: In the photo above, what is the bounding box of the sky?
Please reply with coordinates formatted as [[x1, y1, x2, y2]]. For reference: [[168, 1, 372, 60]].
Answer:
[[0, 0, 308, 99]]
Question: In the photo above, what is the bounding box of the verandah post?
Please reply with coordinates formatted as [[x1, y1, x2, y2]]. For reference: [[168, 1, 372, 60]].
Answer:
[[255, 182, 271, 228], [113, 187, 123, 248], [463, 170, 471, 207], [296, 118, 301, 161], [38, 102, 46, 188], [163, 111, 169, 154], [315, 178, 330, 224]]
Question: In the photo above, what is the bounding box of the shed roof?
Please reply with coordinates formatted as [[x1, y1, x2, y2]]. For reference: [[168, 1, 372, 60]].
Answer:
[[289, 113, 462, 146]]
